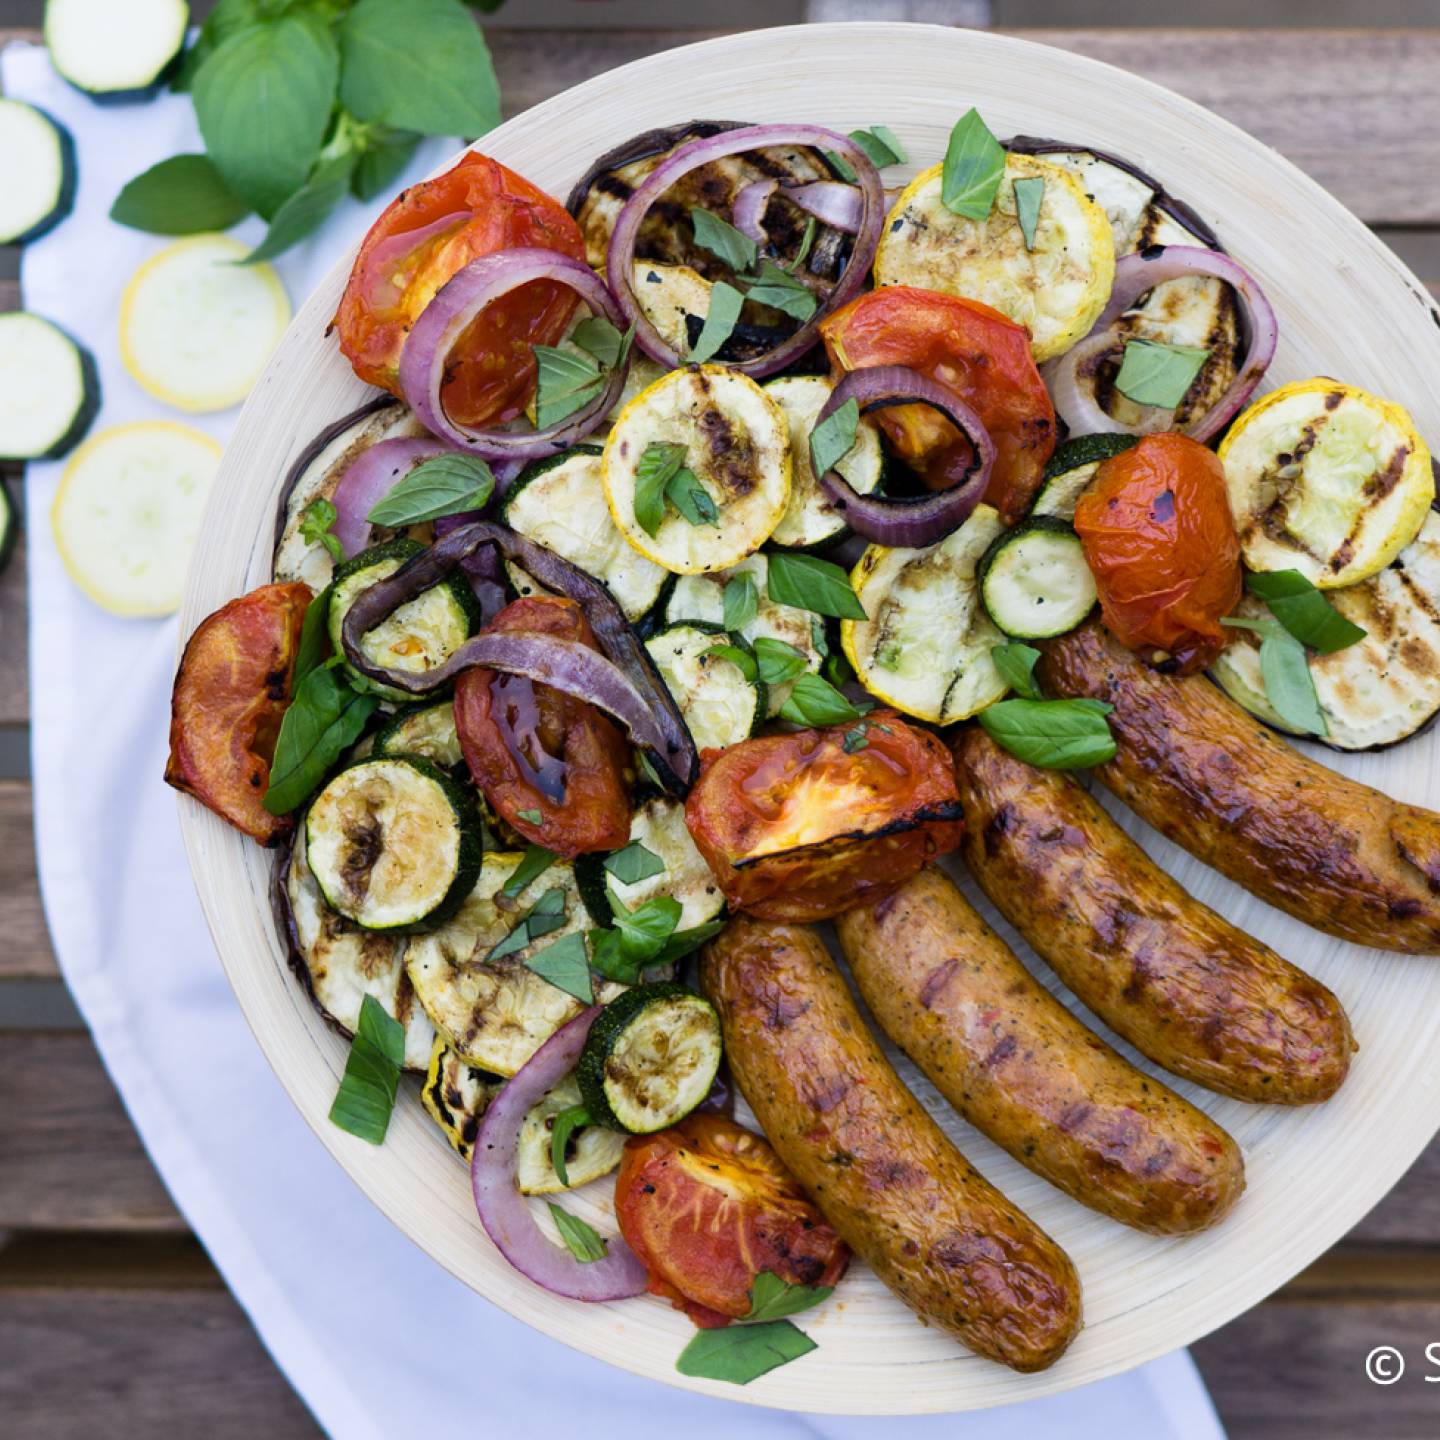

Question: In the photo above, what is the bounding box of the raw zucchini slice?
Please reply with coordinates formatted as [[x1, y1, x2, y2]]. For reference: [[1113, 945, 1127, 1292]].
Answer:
[[842, 504, 1009, 722], [422, 1037, 501, 1161], [575, 797, 725, 931], [119, 234, 290, 412], [874, 154, 1115, 362], [374, 701, 463, 769], [602, 366, 791, 574], [1218, 378, 1434, 588], [765, 375, 885, 549], [645, 621, 765, 751], [502, 446, 668, 622], [45, 0, 187, 101], [1212, 509, 1440, 751], [979, 517, 1097, 640], [51, 420, 219, 616], [0, 312, 98, 463], [577, 983, 722, 1134], [0, 100, 75, 244], [405, 853, 625, 1076], [284, 828, 435, 1071], [516, 1073, 626, 1194], [305, 756, 483, 933], [328, 537, 479, 702], [1031, 434, 1137, 520]]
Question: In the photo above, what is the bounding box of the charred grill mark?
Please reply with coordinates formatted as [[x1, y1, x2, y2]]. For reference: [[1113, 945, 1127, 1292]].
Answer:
[[340, 817, 384, 901], [695, 402, 758, 497], [1365, 444, 1411, 501]]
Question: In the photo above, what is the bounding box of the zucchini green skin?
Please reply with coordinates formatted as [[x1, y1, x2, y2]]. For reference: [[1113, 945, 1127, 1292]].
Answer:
[[0, 316, 100, 463], [1031, 434, 1137, 519], [978, 516, 1096, 641], [574, 854, 613, 929], [2, 104, 76, 245], [500, 443, 603, 519]]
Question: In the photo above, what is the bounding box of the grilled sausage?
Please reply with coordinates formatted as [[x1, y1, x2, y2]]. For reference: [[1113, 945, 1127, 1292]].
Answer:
[[700, 916, 1082, 1372], [836, 866, 1244, 1234], [952, 727, 1355, 1103], [1040, 619, 1440, 954]]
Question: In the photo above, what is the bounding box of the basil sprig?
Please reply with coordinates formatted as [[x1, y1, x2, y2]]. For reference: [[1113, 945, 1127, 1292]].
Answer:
[[548, 1203, 608, 1263], [633, 442, 718, 535], [328, 994, 405, 1145], [532, 320, 635, 429], [366, 454, 495, 527], [779, 673, 868, 728], [979, 697, 1117, 769], [676, 1271, 831, 1384], [263, 662, 378, 815], [589, 899, 725, 985], [1013, 176, 1045, 251], [1113, 339, 1211, 410], [300, 498, 344, 563], [766, 552, 867, 621], [809, 398, 860, 479], [941, 107, 1005, 221], [1222, 617, 1328, 736], [549, 1104, 591, 1190], [754, 637, 809, 687], [1246, 570, 1367, 653]]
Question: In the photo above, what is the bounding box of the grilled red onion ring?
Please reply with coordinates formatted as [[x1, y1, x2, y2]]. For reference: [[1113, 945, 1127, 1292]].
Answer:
[[472, 1008, 649, 1302], [399, 248, 630, 458], [731, 177, 863, 245], [1047, 245, 1278, 443], [338, 521, 698, 793], [812, 366, 996, 549], [330, 435, 455, 559], [607, 124, 884, 375]]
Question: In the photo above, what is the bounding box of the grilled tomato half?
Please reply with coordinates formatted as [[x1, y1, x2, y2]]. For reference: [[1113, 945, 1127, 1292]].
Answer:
[[165, 581, 311, 845], [684, 711, 963, 921], [614, 1113, 849, 1329]]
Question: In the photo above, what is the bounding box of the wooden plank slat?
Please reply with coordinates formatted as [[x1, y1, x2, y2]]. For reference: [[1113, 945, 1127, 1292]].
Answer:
[[0, 782, 54, 981]]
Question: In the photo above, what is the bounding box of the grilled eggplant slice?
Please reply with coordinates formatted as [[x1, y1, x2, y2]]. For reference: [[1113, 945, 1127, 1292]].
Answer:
[[1031, 434, 1138, 520], [405, 853, 624, 1076], [979, 517, 1096, 640], [282, 829, 435, 1071], [841, 504, 1009, 722], [645, 621, 765, 750], [1213, 509, 1440, 750], [874, 154, 1115, 362], [1218, 378, 1434, 588]]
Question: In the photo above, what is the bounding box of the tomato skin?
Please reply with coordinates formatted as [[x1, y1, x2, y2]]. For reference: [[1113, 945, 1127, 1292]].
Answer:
[[684, 712, 964, 922], [454, 597, 631, 856], [165, 582, 312, 846], [1074, 432, 1242, 675], [334, 152, 586, 428], [820, 286, 1057, 522], [614, 1114, 849, 1328]]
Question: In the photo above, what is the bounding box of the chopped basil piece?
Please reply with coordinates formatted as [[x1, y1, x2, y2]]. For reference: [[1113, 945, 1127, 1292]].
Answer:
[[548, 1202, 608, 1263], [1013, 176, 1045, 251], [990, 641, 1043, 700], [787, 217, 817, 274], [263, 665, 378, 815], [485, 886, 567, 963], [766, 551, 867, 620], [516, 807, 544, 825], [753, 636, 808, 686], [548, 1103, 591, 1190], [610, 891, 682, 963], [603, 841, 667, 886], [824, 149, 857, 184], [1113, 339, 1211, 410], [809, 397, 860, 479], [842, 724, 869, 753], [742, 262, 816, 322], [1222, 617, 1329, 736], [746, 1271, 835, 1323], [327, 994, 405, 1145], [779, 673, 867, 727], [689, 280, 744, 364], [502, 845, 558, 899], [293, 584, 334, 684], [366, 453, 496, 527], [941, 107, 1005, 221], [590, 917, 729, 985], [690, 206, 758, 274], [299, 498, 344, 563], [571, 316, 634, 371], [848, 125, 907, 168], [532, 344, 606, 429], [723, 572, 760, 633], [676, 1320, 818, 1385], [633, 441, 688, 536], [705, 642, 758, 682], [665, 468, 719, 527], [525, 931, 594, 1004], [1245, 570, 1367, 654], [978, 697, 1116, 769]]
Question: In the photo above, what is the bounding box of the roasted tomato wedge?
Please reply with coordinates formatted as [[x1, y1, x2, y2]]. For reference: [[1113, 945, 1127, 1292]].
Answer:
[[684, 712, 963, 922], [333, 152, 586, 428], [1074, 431, 1242, 674], [454, 596, 630, 856], [614, 1113, 849, 1329], [820, 286, 1057, 522], [165, 582, 311, 846]]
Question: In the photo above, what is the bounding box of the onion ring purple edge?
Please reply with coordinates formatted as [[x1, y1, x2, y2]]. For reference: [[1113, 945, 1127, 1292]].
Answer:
[[330, 435, 456, 559]]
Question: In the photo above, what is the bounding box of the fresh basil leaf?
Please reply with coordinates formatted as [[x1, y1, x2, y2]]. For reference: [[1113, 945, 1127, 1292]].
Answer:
[[366, 453, 496, 526], [350, 124, 421, 201], [586, 926, 636, 984], [746, 1271, 835, 1323], [571, 316, 634, 371], [531, 344, 605, 429], [723, 572, 759, 633], [194, 13, 339, 220], [690, 207, 758, 274], [978, 697, 1116, 770], [650, 919, 726, 968], [299, 498, 344, 563], [603, 841, 666, 886], [1013, 176, 1045, 251], [665, 469, 719, 528], [245, 141, 357, 262], [941, 107, 1005, 221], [824, 149, 858, 184], [1223, 617, 1329, 736], [872, 124, 908, 164], [1113, 339, 1211, 410], [548, 1202, 608, 1263], [339, 0, 500, 139], [689, 281, 745, 365], [779, 673, 865, 727], [753, 637, 808, 686], [787, 217, 817, 275], [742, 262, 817, 322], [809, 615, 829, 657], [516, 807, 543, 825], [705, 643, 759, 682], [525, 931, 594, 1004], [809, 398, 859, 479], [848, 126, 906, 168], [766, 552, 867, 621], [1245, 570, 1367, 654], [328, 993, 406, 1144], [990, 642, 1042, 700], [636, 751, 665, 790], [294, 584, 334, 683], [172, 0, 262, 93], [634, 442, 688, 537], [111, 154, 251, 235], [548, 1103, 590, 1190], [612, 893, 682, 963], [263, 665, 377, 814], [676, 1319, 817, 1384], [502, 845, 557, 898]]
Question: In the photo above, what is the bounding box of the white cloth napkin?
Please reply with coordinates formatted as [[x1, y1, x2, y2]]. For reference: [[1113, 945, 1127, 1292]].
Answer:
[[4, 39, 1226, 1440]]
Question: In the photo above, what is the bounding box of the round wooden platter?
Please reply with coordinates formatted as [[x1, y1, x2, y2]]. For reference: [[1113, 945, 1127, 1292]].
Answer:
[[177, 21, 1440, 1415]]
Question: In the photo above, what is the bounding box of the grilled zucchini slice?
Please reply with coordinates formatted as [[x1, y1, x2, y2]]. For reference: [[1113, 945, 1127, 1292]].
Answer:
[[373, 701, 462, 769], [422, 1038, 501, 1160], [842, 504, 1009, 722], [328, 537, 479, 701], [577, 983, 723, 1134], [501, 446, 668, 622], [284, 828, 435, 1070], [602, 366, 791, 574], [1218, 379, 1434, 588], [1212, 509, 1440, 750], [1031, 434, 1138, 520], [305, 756, 483, 933], [645, 621, 765, 750], [765, 375, 885, 549], [874, 154, 1115, 362], [979, 517, 1096, 639], [405, 853, 624, 1076]]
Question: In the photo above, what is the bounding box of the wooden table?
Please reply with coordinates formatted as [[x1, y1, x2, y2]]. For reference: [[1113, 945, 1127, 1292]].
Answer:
[[3, 23, 1440, 1439]]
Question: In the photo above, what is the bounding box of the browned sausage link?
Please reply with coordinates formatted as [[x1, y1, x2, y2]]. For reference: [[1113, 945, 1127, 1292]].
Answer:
[[1039, 619, 1440, 954], [699, 917, 1081, 1372], [952, 727, 1355, 1103], [836, 866, 1245, 1234]]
